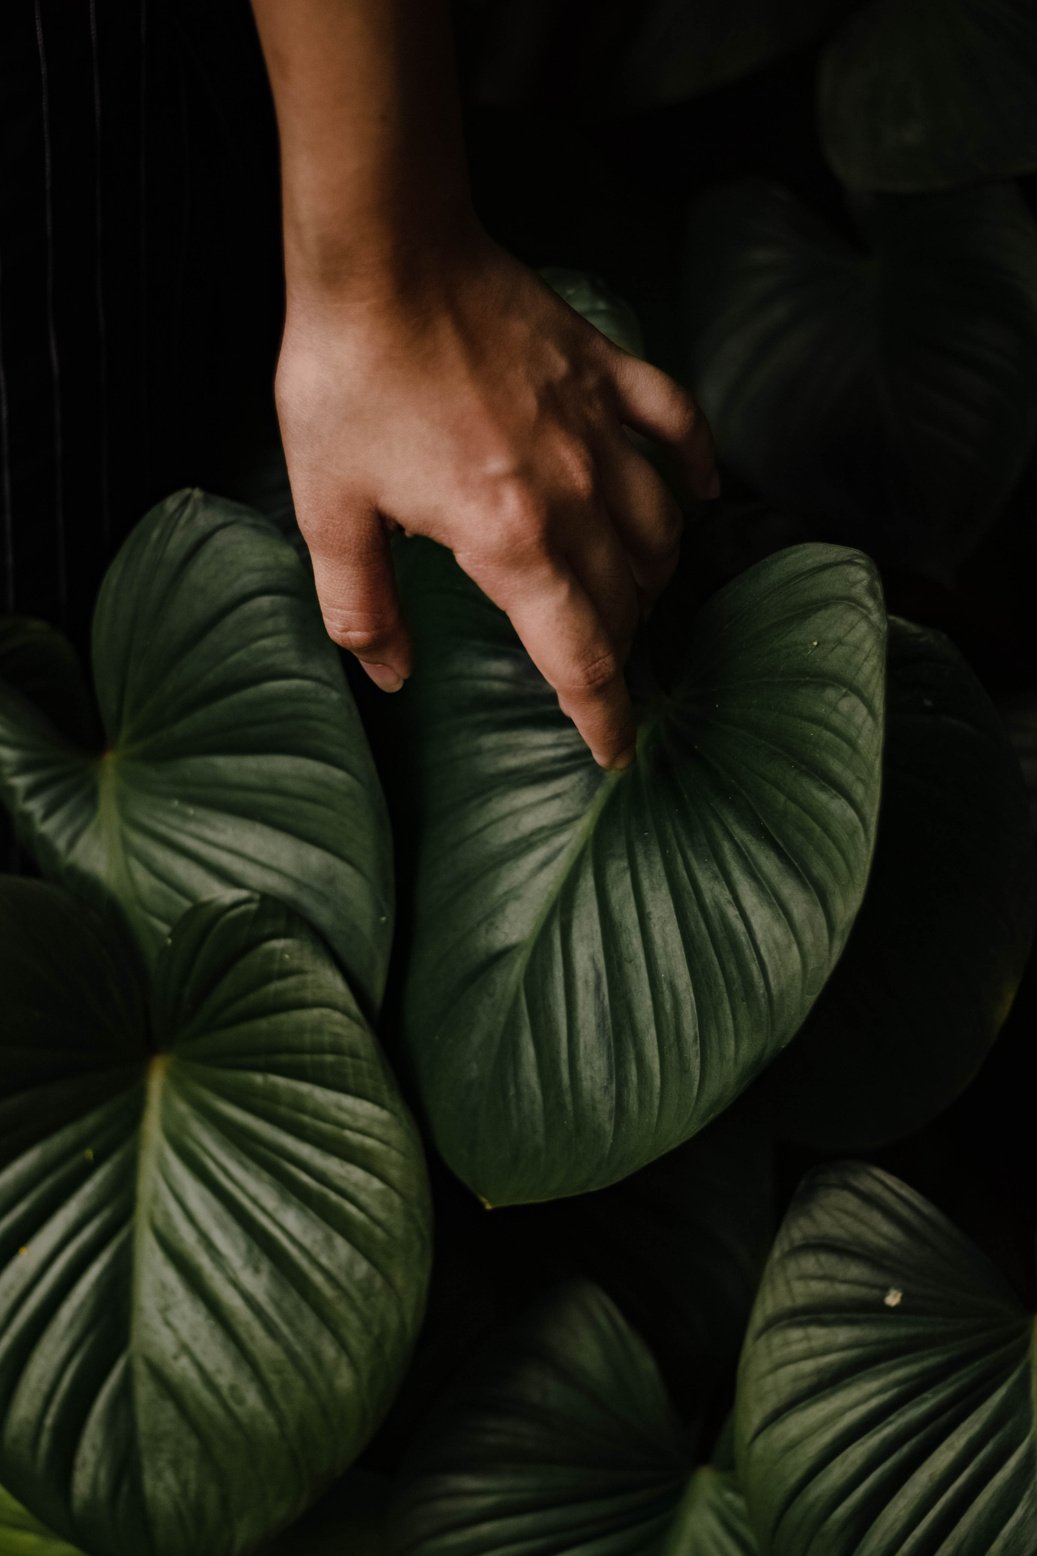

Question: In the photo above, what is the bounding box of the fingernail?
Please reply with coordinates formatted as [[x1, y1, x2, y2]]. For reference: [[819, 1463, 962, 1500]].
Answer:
[[598, 745, 636, 772], [364, 662, 405, 693]]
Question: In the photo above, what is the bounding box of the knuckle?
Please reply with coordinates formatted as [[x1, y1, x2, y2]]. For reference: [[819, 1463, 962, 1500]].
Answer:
[[562, 649, 621, 697], [321, 614, 398, 655], [299, 509, 344, 552], [489, 485, 552, 561], [559, 445, 597, 504]]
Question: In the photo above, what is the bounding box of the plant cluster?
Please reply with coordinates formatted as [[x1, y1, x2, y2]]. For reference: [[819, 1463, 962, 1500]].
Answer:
[[4, 2, 1037, 1552]]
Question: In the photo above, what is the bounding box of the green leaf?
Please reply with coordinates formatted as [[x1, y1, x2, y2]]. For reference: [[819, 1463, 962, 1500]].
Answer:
[[0, 620, 98, 749], [0, 881, 431, 1556], [0, 488, 392, 1013], [750, 618, 1035, 1147], [663, 1422, 756, 1556], [391, 1281, 691, 1554], [664, 1473, 755, 1555], [540, 268, 645, 357], [0, 1484, 86, 1556], [396, 539, 885, 1204], [683, 181, 1037, 578], [392, 1284, 759, 1555], [736, 1162, 1037, 1554], [820, 0, 1037, 192]]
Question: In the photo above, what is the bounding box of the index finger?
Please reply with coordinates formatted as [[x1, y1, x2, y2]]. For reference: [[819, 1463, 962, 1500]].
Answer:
[[467, 554, 637, 771], [609, 354, 719, 502]]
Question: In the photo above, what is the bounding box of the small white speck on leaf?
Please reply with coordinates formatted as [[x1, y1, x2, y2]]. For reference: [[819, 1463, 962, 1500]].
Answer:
[[810, 640, 819, 649], [883, 1287, 903, 1308]]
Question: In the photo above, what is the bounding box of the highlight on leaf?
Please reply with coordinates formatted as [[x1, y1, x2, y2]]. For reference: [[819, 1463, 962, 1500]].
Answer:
[[394, 536, 886, 1205], [0, 881, 431, 1556]]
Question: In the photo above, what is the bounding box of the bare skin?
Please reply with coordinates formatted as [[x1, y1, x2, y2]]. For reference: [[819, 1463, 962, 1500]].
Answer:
[[251, 0, 717, 769]]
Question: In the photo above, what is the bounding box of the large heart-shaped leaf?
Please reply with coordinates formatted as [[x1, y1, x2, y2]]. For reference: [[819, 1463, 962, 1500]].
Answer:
[[395, 539, 885, 1204], [819, 0, 1037, 192], [392, 1281, 756, 1555], [0, 881, 431, 1556], [750, 618, 1035, 1147], [683, 181, 1037, 578], [0, 488, 392, 1012], [0, 1484, 85, 1556], [736, 1162, 1037, 1554]]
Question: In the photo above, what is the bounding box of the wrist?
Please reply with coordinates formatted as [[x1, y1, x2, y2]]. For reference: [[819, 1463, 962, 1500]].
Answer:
[[283, 181, 484, 302]]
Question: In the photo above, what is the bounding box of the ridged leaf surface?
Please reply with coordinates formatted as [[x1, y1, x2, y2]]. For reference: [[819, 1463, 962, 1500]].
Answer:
[[0, 489, 392, 1011], [664, 1441, 755, 1556], [737, 1163, 1037, 1554], [0, 883, 431, 1556], [683, 181, 1037, 578], [391, 1282, 691, 1555], [397, 540, 885, 1204]]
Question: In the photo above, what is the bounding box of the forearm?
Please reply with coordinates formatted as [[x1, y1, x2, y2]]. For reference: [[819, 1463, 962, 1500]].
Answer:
[[250, 0, 716, 767], [249, 0, 475, 303]]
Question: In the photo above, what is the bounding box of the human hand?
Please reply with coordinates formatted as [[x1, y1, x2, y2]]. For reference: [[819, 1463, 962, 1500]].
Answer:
[[276, 229, 718, 769]]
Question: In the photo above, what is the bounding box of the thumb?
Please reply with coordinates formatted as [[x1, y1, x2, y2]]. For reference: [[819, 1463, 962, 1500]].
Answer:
[[307, 509, 412, 692]]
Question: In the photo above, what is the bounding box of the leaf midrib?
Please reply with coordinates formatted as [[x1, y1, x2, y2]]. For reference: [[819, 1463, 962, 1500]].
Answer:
[[491, 764, 627, 1015], [94, 752, 136, 915], [125, 1051, 170, 1551]]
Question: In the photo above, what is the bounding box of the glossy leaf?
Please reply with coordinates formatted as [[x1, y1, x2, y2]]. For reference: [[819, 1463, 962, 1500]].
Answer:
[[683, 181, 1037, 578], [393, 1283, 758, 1555], [0, 1485, 85, 1556], [391, 1281, 691, 1555], [0, 619, 97, 749], [737, 1162, 1037, 1554], [0, 488, 392, 1012], [396, 539, 885, 1204], [752, 618, 1035, 1147], [820, 0, 1037, 191], [0, 881, 431, 1556], [663, 1423, 755, 1556]]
